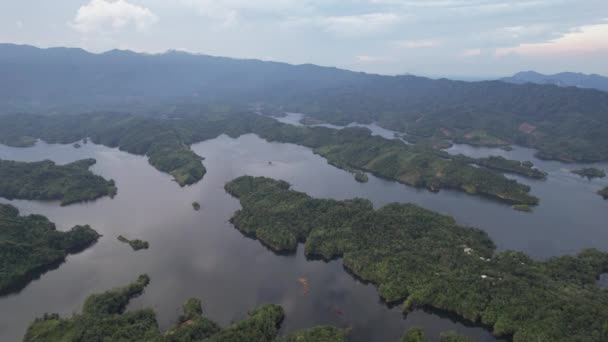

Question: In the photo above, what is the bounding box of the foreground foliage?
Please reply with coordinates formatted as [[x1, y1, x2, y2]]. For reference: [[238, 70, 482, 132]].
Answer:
[[24, 275, 346, 342], [0, 204, 100, 294], [0, 158, 117, 206], [0, 112, 538, 204], [226, 176, 608, 341]]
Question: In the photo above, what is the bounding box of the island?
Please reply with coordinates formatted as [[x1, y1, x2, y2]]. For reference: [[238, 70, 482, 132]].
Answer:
[[117, 235, 149, 251], [0, 204, 100, 295], [401, 328, 473, 342], [469, 156, 546, 179], [225, 176, 608, 341], [599, 187, 608, 199], [73, 143, 81, 149], [192, 201, 201, 211], [0, 112, 539, 205], [0, 158, 117, 206], [512, 204, 533, 212], [572, 167, 606, 179], [24, 275, 347, 342], [354, 171, 368, 183]]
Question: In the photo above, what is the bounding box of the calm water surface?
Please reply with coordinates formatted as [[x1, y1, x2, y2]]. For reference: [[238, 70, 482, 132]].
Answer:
[[1, 128, 606, 341]]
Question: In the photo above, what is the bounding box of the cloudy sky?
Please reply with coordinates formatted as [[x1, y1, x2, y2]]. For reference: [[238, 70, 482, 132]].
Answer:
[[1, 0, 607, 77]]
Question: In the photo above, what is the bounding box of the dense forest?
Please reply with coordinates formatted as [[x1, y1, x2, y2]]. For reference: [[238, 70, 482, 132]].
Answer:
[[2, 44, 608, 163], [226, 176, 608, 341], [24, 274, 347, 342], [0, 112, 538, 205], [0, 158, 117, 205], [0, 204, 100, 294]]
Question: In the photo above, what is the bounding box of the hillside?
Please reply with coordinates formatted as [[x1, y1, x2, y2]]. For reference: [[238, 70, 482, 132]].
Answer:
[[2, 44, 608, 162]]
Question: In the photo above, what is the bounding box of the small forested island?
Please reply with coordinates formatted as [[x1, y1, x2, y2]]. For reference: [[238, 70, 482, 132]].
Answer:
[[117, 235, 149, 251], [0, 204, 100, 294], [73, 143, 81, 149], [354, 171, 368, 183], [0, 112, 539, 205], [24, 275, 346, 342], [225, 176, 608, 341], [299, 116, 327, 125], [0, 158, 117, 206], [192, 201, 201, 210], [572, 167, 606, 179], [599, 187, 608, 199], [512, 204, 533, 212], [401, 328, 473, 342]]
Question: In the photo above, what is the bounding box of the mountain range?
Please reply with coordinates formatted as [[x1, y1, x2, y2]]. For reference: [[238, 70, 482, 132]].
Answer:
[[2, 43, 608, 162], [501, 71, 608, 92]]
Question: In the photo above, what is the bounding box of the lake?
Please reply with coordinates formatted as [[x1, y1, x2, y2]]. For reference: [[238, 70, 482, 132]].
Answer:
[[1, 128, 607, 341]]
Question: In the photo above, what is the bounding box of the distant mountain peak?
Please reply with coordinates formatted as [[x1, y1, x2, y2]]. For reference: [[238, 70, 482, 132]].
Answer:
[[501, 71, 608, 92]]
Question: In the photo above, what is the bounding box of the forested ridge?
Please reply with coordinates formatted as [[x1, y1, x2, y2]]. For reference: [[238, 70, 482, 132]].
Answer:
[[226, 176, 608, 341], [0, 158, 117, 205], [3, 43, 608, 163], [0, 112, 538, 205], [0, 204, 100, 294], [24, 275, 347, 342]]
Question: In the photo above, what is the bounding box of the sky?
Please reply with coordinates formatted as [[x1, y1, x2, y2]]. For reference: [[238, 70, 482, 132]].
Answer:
[[1, 0, 607, 78]]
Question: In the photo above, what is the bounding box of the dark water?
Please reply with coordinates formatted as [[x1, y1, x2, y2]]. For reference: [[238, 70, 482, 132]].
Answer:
[[0, 130, 606, 341]]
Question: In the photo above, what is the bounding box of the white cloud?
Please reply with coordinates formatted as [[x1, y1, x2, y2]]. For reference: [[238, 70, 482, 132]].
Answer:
[[496, 23, 608, 57], [397, 39, 438, 48], [356, 55, 391, 63], [70, 0, 158, 34], [462, 48, 482, 57], [322, 13, 400, 36], [16, 20, 24, 29]]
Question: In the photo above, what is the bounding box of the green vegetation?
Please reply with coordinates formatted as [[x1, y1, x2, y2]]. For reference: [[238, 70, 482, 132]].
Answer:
[[299, 117, 327, 125], [572, 167, 606, 179], [281, 79, 608, 163], [401, 328, 426, 342], [512, 204, 533, 212], [192, 202, 201, 211], [439, 331, 475, 342], [225, 176, 608, 341], [457, 156, 546, 179], [599, 187, 608, 199], [245, 118, 538, 205], [400, 328, 474, 342], [0, 204, 100, 294], [0, 114, 209, 186], [117, 235, 149, 251], [5, 44, 608, 163], [0, 112, 538, 204], [0, 158, 117, 206], [354, 171, 368, 183], [275, 326, 346, 342], [25, 275, 345, 342]]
